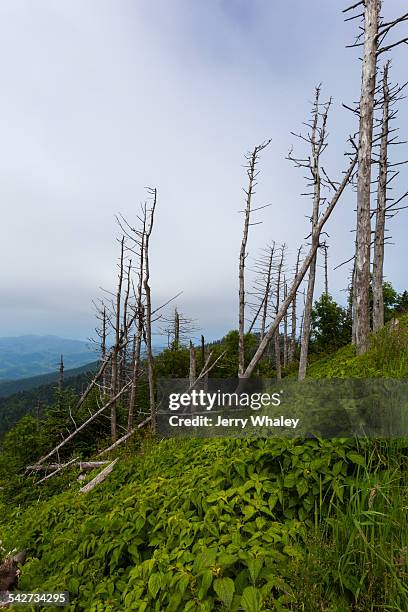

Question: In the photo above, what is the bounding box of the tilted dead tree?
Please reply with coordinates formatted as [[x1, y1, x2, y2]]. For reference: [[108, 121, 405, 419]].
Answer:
[[240, 153, 357, 379], [288, 85, 332, 380], [344, 0, 408, 353], [238, 139, 271, 376]]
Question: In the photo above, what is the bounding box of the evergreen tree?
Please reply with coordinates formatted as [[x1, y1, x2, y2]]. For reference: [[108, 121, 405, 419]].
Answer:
[[311, 294, 352, 354]]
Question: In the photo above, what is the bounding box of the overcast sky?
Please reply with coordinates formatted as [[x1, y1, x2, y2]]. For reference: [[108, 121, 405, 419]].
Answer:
[[0, 0, 407, 344]]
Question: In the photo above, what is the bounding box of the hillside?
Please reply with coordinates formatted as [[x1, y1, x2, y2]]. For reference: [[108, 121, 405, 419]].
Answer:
[[0, 335, 96, 381], [0, 322, 407, 611], [0, 365, 96, 440], [0, 361, 98, 398]]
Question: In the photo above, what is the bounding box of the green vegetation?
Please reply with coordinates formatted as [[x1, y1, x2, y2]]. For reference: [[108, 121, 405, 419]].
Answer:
[[1, 316, 407, 610], [310, 293, 351, 354], [0, 369, 95, 440]]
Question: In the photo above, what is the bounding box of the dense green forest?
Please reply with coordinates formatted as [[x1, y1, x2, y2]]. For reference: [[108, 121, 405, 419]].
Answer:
[[0, 302, 407, 611], [0, 366, 96, 440]]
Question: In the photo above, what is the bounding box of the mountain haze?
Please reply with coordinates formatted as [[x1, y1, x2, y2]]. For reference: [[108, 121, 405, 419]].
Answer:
[[0, 335, 96, 381]]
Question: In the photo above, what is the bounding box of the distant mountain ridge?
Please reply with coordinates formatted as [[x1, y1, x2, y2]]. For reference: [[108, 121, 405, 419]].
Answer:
[[0, 335, 97, 381], [0, 360, 98, 398]]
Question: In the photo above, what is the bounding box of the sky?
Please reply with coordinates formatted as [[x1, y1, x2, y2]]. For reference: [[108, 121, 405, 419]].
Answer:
[[0, 0, 407, 344]]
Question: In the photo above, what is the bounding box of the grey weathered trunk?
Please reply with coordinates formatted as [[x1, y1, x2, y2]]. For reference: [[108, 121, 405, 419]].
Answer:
[[323, 242, 329, 296], [143, 190, 157, 431], [260, 244, 275, 341], [353, 0, 379, 353], [238, 150, 256, 376], [174, 308, 180, 349], [101, 305, 107, 394], [128, 216, 146, 431], [274, 246, 285, 379], [241, 156, 357, 379], [283, 278, 288, 368], [372, 62, 390, 332], [289, 246, 302, 362], [298, 90, 324, 381], [110, 236, 125, 442], [238, 140, 271, 376], [189, 341, 196, 387], [58, 354, 64, 393]]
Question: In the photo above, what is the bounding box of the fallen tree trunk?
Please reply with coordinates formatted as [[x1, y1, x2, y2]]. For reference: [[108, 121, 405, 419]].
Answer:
[[79, 458, 119, 494], [97, 415, 152, 456], [30, 382, 131, 468], [33, 456, 79, 485], [28, 460, 110, 473]]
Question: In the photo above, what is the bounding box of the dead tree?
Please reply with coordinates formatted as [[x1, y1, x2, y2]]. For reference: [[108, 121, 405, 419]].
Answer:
[[143, 189, 157, 431], [318, 241, 330, 296], [116, 207, 147, 431], [274, 245, 286, 379], [58, 354, 64, 393], [289, 246, 302, 363], [372, 62, 408, 331], [283, 278, 288, 368], [288, 86, 331, 380], [189, 341, 196, 387], [344, 0, 408, 353], [248, 243, 275, 340], [238, 139, 271, 376], [161, 307, 197, 350], [240, 153, 357, 379], [110, 236, 125, 442]]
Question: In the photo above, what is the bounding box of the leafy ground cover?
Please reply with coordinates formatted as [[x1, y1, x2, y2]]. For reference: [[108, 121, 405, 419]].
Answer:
[[1, 319, 407, 610]]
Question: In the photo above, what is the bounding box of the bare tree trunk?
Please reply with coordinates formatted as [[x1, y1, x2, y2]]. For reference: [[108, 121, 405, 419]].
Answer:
[[189, 340, 196, 387], [283, 278, 288, 368], [143, 189, 157, 431], [274, 245, 285, 379], [58, 354, 64, 393], [323, 242, 329, 295], [201, 335, 208, 391], [174, 308, 180, 349], [289, 246, 302, 362], [372, 61, 390, 332], [297, 88, 329, 381], [128, 213, 146, 430], [101, 305, 107, 394], [110, 236, 125, 442], [353, 0, 379, 353], [79, 459, 119, 494], [241, 155, 357, 379], [260, 244, 275, 341], [238, 140, 271, 376]]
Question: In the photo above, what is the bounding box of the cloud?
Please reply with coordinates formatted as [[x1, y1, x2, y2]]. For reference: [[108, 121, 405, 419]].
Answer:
[[0, 0, 406, 341]]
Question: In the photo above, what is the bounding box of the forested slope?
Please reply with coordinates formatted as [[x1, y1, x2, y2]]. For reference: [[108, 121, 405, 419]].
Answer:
[[0, 322, 407, 611]]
